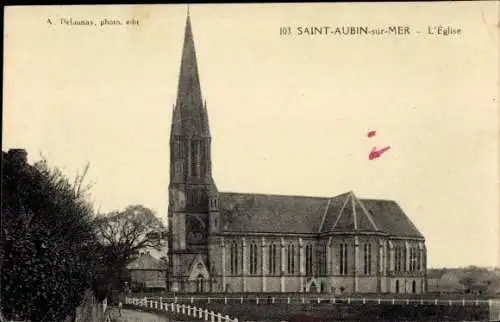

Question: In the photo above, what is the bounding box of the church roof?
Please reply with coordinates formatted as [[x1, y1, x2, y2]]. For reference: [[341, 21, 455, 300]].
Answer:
[[218, 191, 423, 238]]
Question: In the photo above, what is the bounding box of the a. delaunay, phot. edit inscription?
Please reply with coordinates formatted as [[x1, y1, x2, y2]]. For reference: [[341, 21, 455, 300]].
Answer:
[[2, 3, 499, 322]]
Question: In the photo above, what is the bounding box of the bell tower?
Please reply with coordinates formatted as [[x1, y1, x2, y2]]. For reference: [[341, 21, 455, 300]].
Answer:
[[168, 10, 217, 292]]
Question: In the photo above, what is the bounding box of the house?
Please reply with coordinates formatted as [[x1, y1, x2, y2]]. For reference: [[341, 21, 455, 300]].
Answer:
[[127, 252, 166, 289]]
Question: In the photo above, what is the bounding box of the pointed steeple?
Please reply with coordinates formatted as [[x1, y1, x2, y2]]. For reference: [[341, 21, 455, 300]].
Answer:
[[176, 10, 203, 113]]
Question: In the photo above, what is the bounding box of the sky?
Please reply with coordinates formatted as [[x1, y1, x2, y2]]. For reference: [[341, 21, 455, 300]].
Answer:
[[3, 3, 499, 268]]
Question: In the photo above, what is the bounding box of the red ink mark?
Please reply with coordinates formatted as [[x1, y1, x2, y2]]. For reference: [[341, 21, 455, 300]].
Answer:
[[369, 146, 391, 160], [367, 130, 376, 138]]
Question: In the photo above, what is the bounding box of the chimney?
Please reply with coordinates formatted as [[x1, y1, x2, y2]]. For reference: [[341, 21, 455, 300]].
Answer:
[[7, 149, 28, 164]]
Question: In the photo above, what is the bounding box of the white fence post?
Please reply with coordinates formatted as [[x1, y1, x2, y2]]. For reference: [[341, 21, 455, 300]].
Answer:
[[176, 304, 180, 313], [204, 309, 209, 321], [210, 311, 215, 322], [363, 298, 366, 304], [199, 307, 203, 318], [348, 298, 351, 304], [434, 299, 438, 305], [272, 297, 275, 304], [377, 298, 381, 304], [191, 296, 194, 304], [224, 315, 230, 322], [224, 297, 228, 304], [240, 297, 243, 304], [208, 297, 211, 304], [392, 299, 395, 305], [317, 297, 321, 304], [182, 304, 186, 314], [217, 313, 222, 322], [188, 305, 192, 316], [288, 297, 291, 304], [301, 297, 305, 304]]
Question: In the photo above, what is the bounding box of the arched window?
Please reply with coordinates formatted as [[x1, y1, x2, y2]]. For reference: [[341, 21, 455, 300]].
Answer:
[[269, 244, 278, 275], [363, 243, 372, 275], [249, 243, 258, 275], [412, 280, 416, 294], [190, 140, 199, 177], [339, 243, 348, 276], [316, 244, 326, 275], [196, 275, 204, 293], [416, 249, 421, 271], [200, 141, 206, 177], [402, 247, 407, 272], [395, 280, 400, 293], [175, 138, 183, 155], [306, 244, 313, 276], [230, 241, 239, 275], [287, 244, 295, 274]]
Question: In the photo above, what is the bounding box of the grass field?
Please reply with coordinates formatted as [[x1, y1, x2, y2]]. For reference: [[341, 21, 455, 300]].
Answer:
[[125, 296, 491, 321]]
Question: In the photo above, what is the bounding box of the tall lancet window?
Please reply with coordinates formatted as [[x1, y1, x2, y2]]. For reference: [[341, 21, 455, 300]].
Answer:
[[416, 249, 421, 271], [269, 243, 278, 275], [339, 243, 348, 275], [402, 247, 407, 272], [316, 244, 326, 275], [176, 138, 183, 155], [305, 244, 313, 276], [230, 241, 239, 275], [249, 243, 258, 275], [395, 246, 400, 272], [204, 141, 210, 177], [287, 244, 295, 274], [363, 243, 372, 275], [190, 140, 197, 177], [200, 140, 206, 177]]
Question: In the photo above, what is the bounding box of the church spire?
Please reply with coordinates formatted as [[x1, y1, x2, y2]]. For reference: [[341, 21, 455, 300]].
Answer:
[[176, 9, 203, 112]]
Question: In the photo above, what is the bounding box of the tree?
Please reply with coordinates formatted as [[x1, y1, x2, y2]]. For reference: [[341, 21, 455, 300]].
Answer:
[[1, 150, 99, 321], [93, 205, 166, 300], [459, 275, 476, 293]]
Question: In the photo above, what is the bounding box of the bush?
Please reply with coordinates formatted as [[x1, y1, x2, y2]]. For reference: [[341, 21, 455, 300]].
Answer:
[[1, 150, 99, 321]]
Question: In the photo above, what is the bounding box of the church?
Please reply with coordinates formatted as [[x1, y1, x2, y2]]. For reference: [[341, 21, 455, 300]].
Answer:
[[167, 12, 427, 295]]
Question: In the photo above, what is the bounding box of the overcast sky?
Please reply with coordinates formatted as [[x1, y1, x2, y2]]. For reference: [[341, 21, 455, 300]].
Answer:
[[3, 3, 499, 268]]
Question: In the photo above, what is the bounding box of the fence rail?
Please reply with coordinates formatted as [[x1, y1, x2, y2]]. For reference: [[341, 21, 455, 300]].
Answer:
[[125, 297, 239, 322], [141, 295, 493, 306]]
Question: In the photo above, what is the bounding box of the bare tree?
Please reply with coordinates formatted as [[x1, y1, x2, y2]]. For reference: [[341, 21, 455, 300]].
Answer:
[[93, 205, 167, 300]]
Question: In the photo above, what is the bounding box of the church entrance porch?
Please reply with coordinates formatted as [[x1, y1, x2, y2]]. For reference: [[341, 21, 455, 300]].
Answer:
[[305, 278, 320, 293]]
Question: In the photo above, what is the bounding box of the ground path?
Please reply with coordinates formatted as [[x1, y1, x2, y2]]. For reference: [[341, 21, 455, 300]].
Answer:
[[111, 308, 178, 322]]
